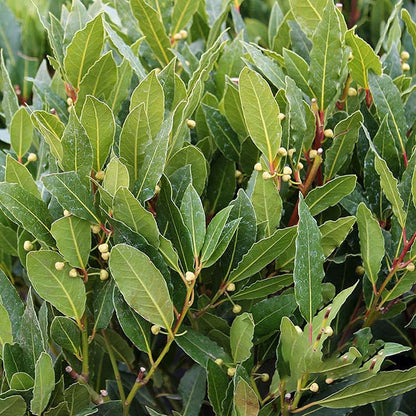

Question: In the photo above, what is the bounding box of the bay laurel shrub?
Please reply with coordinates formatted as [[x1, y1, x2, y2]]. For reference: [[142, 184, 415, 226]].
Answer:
[[1, 0, 416, 415]]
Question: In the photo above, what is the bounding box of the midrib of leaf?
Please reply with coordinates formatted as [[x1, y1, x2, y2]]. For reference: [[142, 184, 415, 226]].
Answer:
[[76, 18, 99, 87], [131, 311, 152, 354], [232, 328, 247, 363], [171, 0, 192, 36], [320, 15, 332, 111], [305, 222, 313, 323], [212, 116, 240, 157], [111, 63, 129, 111], [188, 202, 198, 256], [68, 217, 85, 269], [305, 0, 321, 21], [17, 118, 24, 157], [57, 320, 79, 355], [118, 249, 172, 330], [363, 216, 375, 285], [182, 375, 199, 416], [307, 178, 350, 213], [92, 101, 100, 170], [351, 35, 368, 89], [178, 336, 218, 361], [0, 25, 15, 66]]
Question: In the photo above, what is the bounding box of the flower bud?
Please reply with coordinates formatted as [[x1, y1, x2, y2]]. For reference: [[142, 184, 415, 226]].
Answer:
[[278, 113, 286, 121], [325, 377, 334, 384], [151, 325, 161, 335], [309, 149, 318, 159], [324, 129, 334, 138], [254, 162, 263, 171], [179, 29, 188, 39], [261, 373, 269, 382], [23, 240, 34, 251], [324, 326, 333, 336], [95, 170, 105, 181], [232, 304, 242, 314], [63, 209, 71, 217], [309, 382, 319, 392], [27, 153, 37, 162], [277, 147, 287, 157], [155, 184, 161, 194], [215, 358, 223, 366], [262, 171, 272, 180], [356, 265, 365, 275], [282, 174, 291, 182], [91, 224, 101, 234], [288, 148, 296, 158], [297, 162, 304, 170], [186, 119, 196, 129], [226, 282, 236, 292], [98, 243, 109, 253], [100, 269, 109, 281], [173, 32, 182, 41], [235, 170, 242, 179], [402, 62, 410, 72], [227, 367, 236, 377], [283, 166, 292, 175], [185, 271, 196, 282], [406, 262, 415, 272], [66, 97, 73, 107], [101, 252, 110, 261], [69, 268, 78, 278], [401, 50, 410, 60], [348, 87, 357, 97], [55, 261, 65, 271]]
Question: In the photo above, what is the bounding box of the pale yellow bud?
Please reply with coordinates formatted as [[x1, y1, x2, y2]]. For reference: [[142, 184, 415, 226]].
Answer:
[[101, 252, 110, 261], [95, 170, 105, 181], [23, 240, 34, 251], [235, 170, 242, 179], [406, 262, 415, 272], [356, 265, 365, 275], [254, 162, 263, 171], [278, 113, 286, 121], [309, 382, 319, 392], [297, 162, 304, 170], [151, 325, 161, 335], [155, 184, 161, 194], [402, 62, 411, 72], [98, 243, 109, 253], [261, 373, 269, 382], [55, 262, 65, 271], [179, 30, 188, 39], [309, 149, 318, 159], [91, 224, 101, 234], [66, 98, 73, 107], [348, 87, 357, 97], [215, 358, 223, 366], [324, 129, 334, 138], [185, 271, 196, 282], [324, 326, 333, 336], [232, 304, 242, 314], [173, 32, 182, 41], [325, 378, 334, 384], [226, 283, 236, 292], [186, 119, 196, 129], [63, 209, 71, 217], [283, 166, 292, 175], [262, 171, 272, 180], [227, 367, 236, 377], [282, 174, 291, 182], [27, 153, 37, 162], [401, 51, 410, 60], [288, 148, 296, 158], [69, 268, 78, 278], [277, 147, 287, 157], [100, 269, 109, 281]]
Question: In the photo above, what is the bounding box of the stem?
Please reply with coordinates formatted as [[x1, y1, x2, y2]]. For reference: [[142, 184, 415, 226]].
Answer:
[[102, 330, 126, 405]]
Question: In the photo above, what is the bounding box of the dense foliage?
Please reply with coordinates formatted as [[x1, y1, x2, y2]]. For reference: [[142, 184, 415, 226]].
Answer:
[[1, 0, 416, 415]]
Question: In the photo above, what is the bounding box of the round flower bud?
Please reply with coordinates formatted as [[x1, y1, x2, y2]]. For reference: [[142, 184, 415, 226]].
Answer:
[[297, 162, 304, 170], [288, 148, 296, 158], [283, 166, 292, 175], [91, 224, 101, 234], [55, 261, 65, 271], [348, 52, 354, 61], [98, 243, 109, 254], [185, 271, 196, 282], [23, 240, 34, 251], [27, 153, 37, 162], [309, 149, 318, 159], [325, 377, 334, 384], [101, 252, 110, 261], [179, 29, 188, 39], [100, 269, 109, 281], [406, 262, 415, 272], [348, 87, 357, 97], [154, 68, 161, 75], [277, 147, 287, 157], [324, 129, 334, 138], [186, 119, 196, 129], [309, 382, 319, 392], [66, 97, 73, 107], [155, 184, 161, 194], [254, 162, 263, 171], [282, 174, 291, 182], [95, 170, 105, 181], [262, 171, 272, 180], [226, 282, 236, 292], [215, 358, 223, 366], [261, 373, 269, 382], [235, 170, 242, 179], [173, 32, 182, 41], [63, 209, 71, 217], [69, 268, 78, 278], [324, 326, 334, 336], [227, 367, 236, 377], [232, 304, 242, 314], [356, 265, 365, 275], [294, 325, 303, 335], [151, 325, 161, 335], [401, 50, 410, 61], [402, 62, 411, 72], [278, 113, 286, 121]]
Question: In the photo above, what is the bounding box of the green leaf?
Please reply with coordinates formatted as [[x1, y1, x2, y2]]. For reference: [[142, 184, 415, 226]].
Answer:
[[30, 353, 55, 415], [402, 9, 416, 50], [223, 81, 247, 137], [230, 313, 254, 364], [50, 316, 81, 356], [234, 378, 259, 416], [51, 216, 91, 270], [239, 67, 281, 165], [130, 70, 165, 139], [64, 383, 90, 416], [0, 51, 19, 128], [0, 183, 54, 245], [178, 365, 206, 416], [97, 329, 135, 366], [5, 154, 39, 198], [171, 0, 201, 37], [109, 59, 133, 116], [289, 0, 327, 35], [180, 184, 206, 257], [294, 196, 325, 325], [175, 327, 230, 368], [102, 157, 130, 199], [0, 396, 26, 416], [305, 175, 357, 216], [317, 367, 416, 409], [64, 14, 104, 88], [345, 29, 382, 89], [26, 250, 86, 324], [324, 111, 363, 181], [42, 172, 100, 224], [130, 0, 173, 66], [308, 0, 343, 112], [320, 216, 356, 258], [93, 279, 115, 333], [80, 96, 115, 172], [0, 223, 17, 256], [207, 360, 229, 416], [250, 171, 282, 237], [228, 227, 297, 283], [9, 373, 34, 391], [356, 203, 384, 289], [10, 107, 33, 159], [0, 303, 12, 354], [113, 187, 160, 248], [109, 244, 173, 330]]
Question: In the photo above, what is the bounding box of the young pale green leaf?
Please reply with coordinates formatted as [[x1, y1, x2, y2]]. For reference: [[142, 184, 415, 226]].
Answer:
[[80, 96, 115, 172], [10, 107, 33, 159], [180, 184, 206, 257], [251, 171, 282, 237], [289, 0, 327, 35], [50, 316, 81, 356], [0, 51, 19, 128], [345, 29, 382, 89], [171, 0, 201, 37], [234, 378, 259, 416], [109, 244, 174, 330], [64, 14, 104, 88], [130, 70, 165, 138], [26, 250, 86, 324], [317, 367, 416, 409], [308, 0, 343, 112], [305, 175, 357, 216], [103, 157, 130, 199], [228, 226, 297, 283], [402, 9, 416, 49], [30, 352, 55, 415], [5, 154, 39, 198], [178, 365, 206, 416], [0, 303, 13, 354], [230, 313, 254, 364], [356, 203, 384, 288], [110, 59, 133, 116], [324, 111, 363, 181], [223, 81, 247, 137], [239, 67, 281, 165], [207, 360, 230, 416], [294, 196, 325, 325], [113, 187, 160, 248], [51, 216, 91, 270], [0, 395, 27, 416], [158, 234, 182, 274], [130, 0, 173, 66], [320, 216, 356, 257], [42, 172, 100, 224], [0, 183, 54, 245], [9, 373, 34, 391]]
